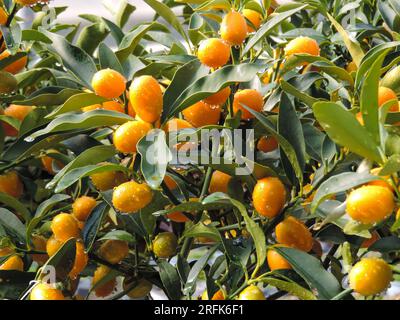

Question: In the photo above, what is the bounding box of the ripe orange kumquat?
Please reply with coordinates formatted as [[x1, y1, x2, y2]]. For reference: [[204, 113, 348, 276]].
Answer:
[[284, 36, 320, 58], [220, 11, 248, 46], [346, 185, 394, 224], [2, 104, 33, 136], [378, 86, 398, 112], [30, 283, 65, 300], [243, 9, 262, 32], [90, 165, 127, 191], [72, 196, 97, 222], [252, 177, 286, 218], [112, 180, 153, 213], [203, 87, 231, 105], [98, 240, 129, 264], [0, 171, 24, 198], [0, 50, 28, 74], [129, 76, 163, 123], [113, 120, 152, 154], [257, 136, 278, 153], [197, 38, 231, 69], [92, 265, 116, 298], [51, 213, 80, 242], [183, 101, 221, 127], [233, 89, 264, 120], [91, 69, 126, 99], [209, 170, 232, 194], [267, 245, 292, 271], [275, 216, 313, 252]]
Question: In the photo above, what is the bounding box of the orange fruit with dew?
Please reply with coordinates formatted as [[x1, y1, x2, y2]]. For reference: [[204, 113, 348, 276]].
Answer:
[[346, 61, 357, 73], [257, 136, 278, 153], [72, 196, 97, 222], [98, 240, 129, 265], [92, 265, 116, 298], [113, 120, 152, 154], [90, 164, 127, 191], [366, 168, 394, 192], [252, 177, 286, 218], [243, 9, 262, 32], [112, 180, 153, 213], [46, 235, 63, 257], [51, 213, 80, 242], [69, 241, 88, 280], [127, 100, 136, 117], [275, 216, 313, 252], [220, 11, 248, 46], [129, 76, 163, 123], [0, 7, 7, 25], [267, 245, 292, 271], [233, 89, 264, 120], [152, 232, 178, 259], [197, 38, 231, 69], [31, 234, 48, 265], [378, 86, 398, 112], [349, 258, 392, 296], [0, 50, 28, 74], [238, 285, 265, 300], [166, 198, 197, 223], [284, 36, 320, 58], [0, 171, 24, 198], [2, 104, 33, 136], [202, 289, 225, 300], [203, 87, 231, 105], [346, 185, 394, 224], [361, 231, 380, 249], [0, 255, 24, 271], [102, 101, 125, 113], [41, 151, 64, 175], [123, 278, 153, 299], [30, 283, 65, 300], [91, 69, 126, 99], [182, 101, 221, 127], [209, 170, 232, 194]]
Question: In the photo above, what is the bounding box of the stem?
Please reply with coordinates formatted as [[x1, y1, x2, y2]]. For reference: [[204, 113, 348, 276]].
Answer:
[[322, 244, 339, 269], [0, 4, 18, 48]]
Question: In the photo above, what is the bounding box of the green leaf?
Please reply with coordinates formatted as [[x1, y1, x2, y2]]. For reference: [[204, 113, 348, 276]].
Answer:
[[326, 13, 364, 66], [183, 222, 222, 242], [98, 230, 135, 243], [21, 29, 52, 43], [43, 30, 98, 88], [116, 0, 136, 28], [47, 145, 117, 189], [83, 202, 109, 251], [76, 23, 109, 56], [379, 154, 400, 176], [0, 208, 26, 244], [368, 236, 400, 253], [0, 193, 30, 223], [242, 3, 308, 56], [54, 163, 129, 193], [137, 129, 172, 189], [313, 102, 382, 163], [262, 278, 316, 300], [158, 260, 182, 300], [0, 271, 35, 300], [37, 238, 76, 282], [164, 63, 261, 122], [275, 247, 342, 300], [280, 79, 320, 107], [311, 172, 379, 214], [98, 43, 124, 75], [27, 109, 133, 140], [14, 88, 81, 107]]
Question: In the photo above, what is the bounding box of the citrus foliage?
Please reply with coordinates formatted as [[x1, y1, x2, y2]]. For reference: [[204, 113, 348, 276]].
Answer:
[[0, 0, 400, 301]]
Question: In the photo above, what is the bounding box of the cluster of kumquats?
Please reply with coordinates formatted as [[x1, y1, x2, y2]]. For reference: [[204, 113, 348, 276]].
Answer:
[[0, 0, 399, 301]]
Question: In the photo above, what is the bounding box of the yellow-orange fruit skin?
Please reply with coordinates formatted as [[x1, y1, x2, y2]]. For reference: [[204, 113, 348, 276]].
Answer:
[[113, 120, 152, 154], [0, 255, 24, 271], [257, 136, 278, 153], [197, 38, 231, 69], [129, 76, 163, 123], [182, 101, 221, 127], [284, 37, 320, 58], [267, 245, 292, 271], [46, 235, 63, 257], [69, 242, 88, 280], [378, 86, 398, 112], [0, 171, 23, 198], [0, 7, 8, 25], [30, 283, 65, 300], [72, 196, 97, 222], [252, 177, 286, 218], [238, 285, 265, 300], [51, 213, 80, 242], [91, 69, 126, 99], [366, 168, 394, 192], [220, 11, 248, 46], [233, 89, 264, 120], [349, 258, 392, 296], [98, 240, 129, 264], [346, 186, 394, 224], [90, 165, 127, 191], [152, 232, 178, 259], [243, 9, 262, 32], [0, 50, 28, 74], [275, 216, 313, 252], [2, 104, 33, 136], [123, 278, 153, 299], [92, 265, 116, 298], [112, 181, 153, 213], [209, 171, 232, 194], [203, 87, 231, 105], [31, 235, 48, 264], [346, 61, 357, 73]]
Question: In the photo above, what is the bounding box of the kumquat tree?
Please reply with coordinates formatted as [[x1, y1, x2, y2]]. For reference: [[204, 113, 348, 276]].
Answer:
[[0, 0, 400, 302]]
